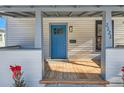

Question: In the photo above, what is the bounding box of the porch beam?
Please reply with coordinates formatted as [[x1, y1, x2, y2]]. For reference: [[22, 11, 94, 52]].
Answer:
[[112, 12, 124, 16], [0, 12, 16, 17], [6, 12, 28, 17], [88, 11, 102, 16], [112, 11, 122, 15], [68, 12, 72, 17], [56, 12, 60, 17], [78, 12, 88, 16], [21, 12, 35, 17], [42, 12, 49, 17], [1, 6, 124, 12], [101, 10, 113, 79]]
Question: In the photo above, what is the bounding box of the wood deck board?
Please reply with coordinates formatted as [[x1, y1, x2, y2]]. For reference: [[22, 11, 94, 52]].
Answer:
[[41, 60, 108, 84], [41, 80, 109, 84]]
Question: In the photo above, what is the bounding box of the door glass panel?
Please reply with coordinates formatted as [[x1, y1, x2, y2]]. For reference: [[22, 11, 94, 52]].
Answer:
[[53, 28, 63, 35]]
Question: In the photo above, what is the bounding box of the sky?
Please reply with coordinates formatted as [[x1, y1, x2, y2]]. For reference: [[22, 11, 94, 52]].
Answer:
[[0, 17, 6, 29]]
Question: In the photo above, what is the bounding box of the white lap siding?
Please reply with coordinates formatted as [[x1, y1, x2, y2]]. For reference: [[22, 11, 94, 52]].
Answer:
[[6, 17, 35, 48], [43, 17, 124, 59], [114, 18, 124, 47], [43, 17, 100, 59], [6, 17, 124, 59]]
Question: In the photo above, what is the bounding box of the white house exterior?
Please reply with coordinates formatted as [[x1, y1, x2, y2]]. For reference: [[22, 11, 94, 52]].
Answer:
[[0, 5, 124, 87], [6, 17, 124, 59]]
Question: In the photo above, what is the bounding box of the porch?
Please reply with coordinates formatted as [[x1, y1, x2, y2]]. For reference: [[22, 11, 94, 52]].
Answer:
[[40, 59, 109, 85], [1, 6, 124, 87]]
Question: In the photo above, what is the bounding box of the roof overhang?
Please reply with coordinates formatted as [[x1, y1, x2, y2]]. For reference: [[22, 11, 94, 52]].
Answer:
[[0, 6, 124, 17]]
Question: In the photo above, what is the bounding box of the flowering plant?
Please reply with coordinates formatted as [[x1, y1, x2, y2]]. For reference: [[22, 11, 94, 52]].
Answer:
[[10, 65, 26, 87], [121, 66, 124, 87]]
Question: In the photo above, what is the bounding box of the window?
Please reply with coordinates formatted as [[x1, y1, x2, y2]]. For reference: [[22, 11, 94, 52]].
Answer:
[[53, 28, 63, 35], [96, 20, 114, 51]]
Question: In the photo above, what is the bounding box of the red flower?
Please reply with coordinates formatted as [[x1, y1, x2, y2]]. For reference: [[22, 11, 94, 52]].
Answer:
[[10, 65, 21, 71], [121, 66, 124, 72], [15, 65, 21, 71], [122, 69, 124, 72], [10, 65, 22, 78], [10, 65, 16, 72], [9, 65, 26, 87]]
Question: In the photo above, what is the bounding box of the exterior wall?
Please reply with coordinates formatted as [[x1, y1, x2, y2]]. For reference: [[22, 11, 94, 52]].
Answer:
[[43, 17, 101, 60], [6, 17, 124, 60], [106, 48, 124, 84], [43, 17, 124, 59], [114, 18, 124, 47], [0, 49, 43, 87], [6, 17, 35, 48]]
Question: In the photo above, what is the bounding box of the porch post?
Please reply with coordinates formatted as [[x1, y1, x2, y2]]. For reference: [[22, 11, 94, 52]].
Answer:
[[35, 10, 42, 48], [35, 10, 44, 79], [101, 10, 113, 79]]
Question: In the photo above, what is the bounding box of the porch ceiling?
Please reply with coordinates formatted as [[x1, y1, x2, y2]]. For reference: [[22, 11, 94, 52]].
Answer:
[[0, 6, 124, 17]]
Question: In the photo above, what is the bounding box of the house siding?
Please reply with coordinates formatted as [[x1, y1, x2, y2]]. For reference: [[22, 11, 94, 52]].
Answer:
[[43, 17, 101, 59], [6, 17, 124, 60], [7, 17, 35, 48], [114, 18, 124, 47], [43, 17, 124, 59]]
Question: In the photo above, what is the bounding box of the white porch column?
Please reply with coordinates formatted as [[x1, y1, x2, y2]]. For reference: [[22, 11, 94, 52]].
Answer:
[[101, 10, 113, 79], [35, 10, 42, 48], [35, 10, 44, 79]]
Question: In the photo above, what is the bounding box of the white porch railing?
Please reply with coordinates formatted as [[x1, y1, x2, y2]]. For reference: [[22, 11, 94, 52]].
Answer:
[[106, 48, 124, 84], [0, 49, 43, 87]]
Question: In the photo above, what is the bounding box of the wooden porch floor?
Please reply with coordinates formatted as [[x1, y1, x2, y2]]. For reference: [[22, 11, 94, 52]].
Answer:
[[40, 60, 109, 85]]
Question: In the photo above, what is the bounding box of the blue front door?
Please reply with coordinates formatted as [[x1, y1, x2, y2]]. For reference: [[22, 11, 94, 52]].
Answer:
[[51, 24, 67, 59]]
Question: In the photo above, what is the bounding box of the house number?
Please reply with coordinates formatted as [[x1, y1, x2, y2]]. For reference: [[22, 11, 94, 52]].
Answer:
[[105, 22, 112, 39]]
